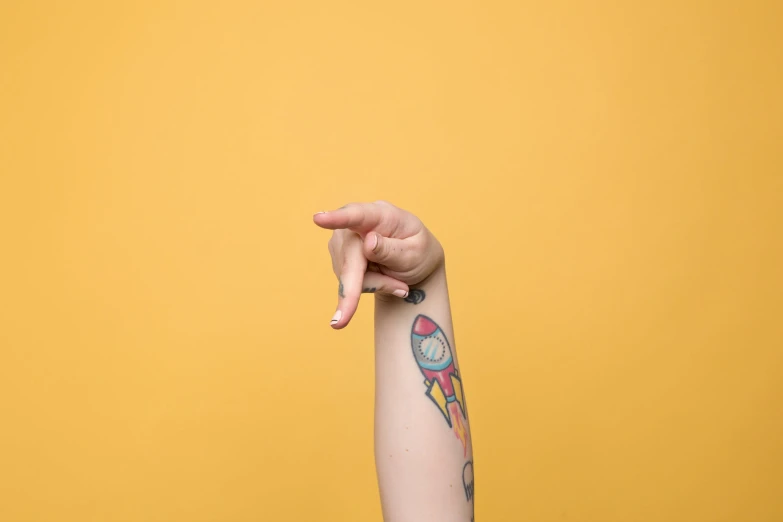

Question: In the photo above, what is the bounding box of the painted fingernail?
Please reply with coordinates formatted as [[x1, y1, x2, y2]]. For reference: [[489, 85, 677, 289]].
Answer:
[[368, 233, 378, 251], [393, 289, 409, 298], [314, 211, 327, 216], [330, 310, 342, 325]]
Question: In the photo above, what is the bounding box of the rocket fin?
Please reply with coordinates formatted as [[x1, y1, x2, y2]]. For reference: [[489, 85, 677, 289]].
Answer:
[[425, 379, 451, 427], [450, 373, 466, 418]]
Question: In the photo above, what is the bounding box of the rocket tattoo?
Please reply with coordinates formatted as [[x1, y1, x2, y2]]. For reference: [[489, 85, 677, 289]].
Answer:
[[411, 315, 469, 454]]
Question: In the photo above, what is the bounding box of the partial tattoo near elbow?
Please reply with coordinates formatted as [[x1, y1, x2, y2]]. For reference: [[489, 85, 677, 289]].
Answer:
[[462, 460, 475, 521], [463, 461, 474, 501]]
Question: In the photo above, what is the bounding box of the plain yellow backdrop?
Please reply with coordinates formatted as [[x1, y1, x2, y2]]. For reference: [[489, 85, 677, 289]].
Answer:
[[1, 1, 782, 521]]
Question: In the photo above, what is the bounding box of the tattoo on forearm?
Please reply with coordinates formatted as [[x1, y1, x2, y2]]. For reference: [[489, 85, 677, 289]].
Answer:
[[362, 287, 377, 293], [338, 278, 345, 298], [410, 314, 469, 456], [462, 461, 474, 501], [463, 460, 475, 521], [404, 289, 425, 304]]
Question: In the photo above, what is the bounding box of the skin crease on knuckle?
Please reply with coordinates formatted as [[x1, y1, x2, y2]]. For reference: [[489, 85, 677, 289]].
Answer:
[[340, 257, 352, 275], [328, 233, 343, 255], [332, 245, 344, 276], [356, 206, 367, 225]]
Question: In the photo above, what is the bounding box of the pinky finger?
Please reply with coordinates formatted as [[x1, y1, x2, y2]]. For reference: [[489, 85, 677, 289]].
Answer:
[[361, 272, 409, 299]]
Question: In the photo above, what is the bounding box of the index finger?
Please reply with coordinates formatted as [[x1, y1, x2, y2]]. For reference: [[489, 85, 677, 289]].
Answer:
[[313, 203, 392, 234], [330, 232, 367, 329]]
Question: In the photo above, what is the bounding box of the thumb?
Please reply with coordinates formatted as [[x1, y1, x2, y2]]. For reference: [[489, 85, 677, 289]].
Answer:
[[363, 232, 410, 270]]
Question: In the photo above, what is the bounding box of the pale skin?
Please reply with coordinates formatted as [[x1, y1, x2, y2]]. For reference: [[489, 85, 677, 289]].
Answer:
[[314, 201, 475, 522]]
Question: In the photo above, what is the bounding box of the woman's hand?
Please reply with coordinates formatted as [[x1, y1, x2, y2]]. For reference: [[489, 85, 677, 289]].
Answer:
[[313, 201, 445, 329]]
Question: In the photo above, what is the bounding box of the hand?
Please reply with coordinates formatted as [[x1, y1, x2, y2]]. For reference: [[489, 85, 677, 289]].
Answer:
[[313, 201, 445, 329]]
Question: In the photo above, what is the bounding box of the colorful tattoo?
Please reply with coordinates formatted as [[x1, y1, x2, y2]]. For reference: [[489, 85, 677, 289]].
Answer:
[[404, 289, 426, 304], [411, 314, 469, 455]]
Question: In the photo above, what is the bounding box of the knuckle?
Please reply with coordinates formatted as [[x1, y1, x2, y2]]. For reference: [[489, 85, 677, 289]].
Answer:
[[342, 202, 359, 213]]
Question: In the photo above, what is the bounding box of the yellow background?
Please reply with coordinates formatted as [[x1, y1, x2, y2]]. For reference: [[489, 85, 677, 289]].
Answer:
[[1, 1, 781, 521]]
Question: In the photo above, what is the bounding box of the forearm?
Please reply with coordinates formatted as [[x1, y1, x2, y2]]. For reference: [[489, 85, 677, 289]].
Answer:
[[374, 263, 474, 521]]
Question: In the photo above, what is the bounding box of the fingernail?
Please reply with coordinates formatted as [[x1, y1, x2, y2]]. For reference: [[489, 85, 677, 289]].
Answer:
[[368, 232, 378, 251], [393, 289, 408, 298], [330, 310, 342, 325], [314, 211, 327, 216]]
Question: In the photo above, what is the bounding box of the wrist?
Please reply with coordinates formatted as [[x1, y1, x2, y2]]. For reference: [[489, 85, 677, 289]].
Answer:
[[374, 259, 446, 304], [418, 259, 446, 288]]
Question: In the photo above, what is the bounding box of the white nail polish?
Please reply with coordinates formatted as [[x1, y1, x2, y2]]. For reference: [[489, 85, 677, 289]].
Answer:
[[330, 310, 342, 325], [393, 289, 408, 298]]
